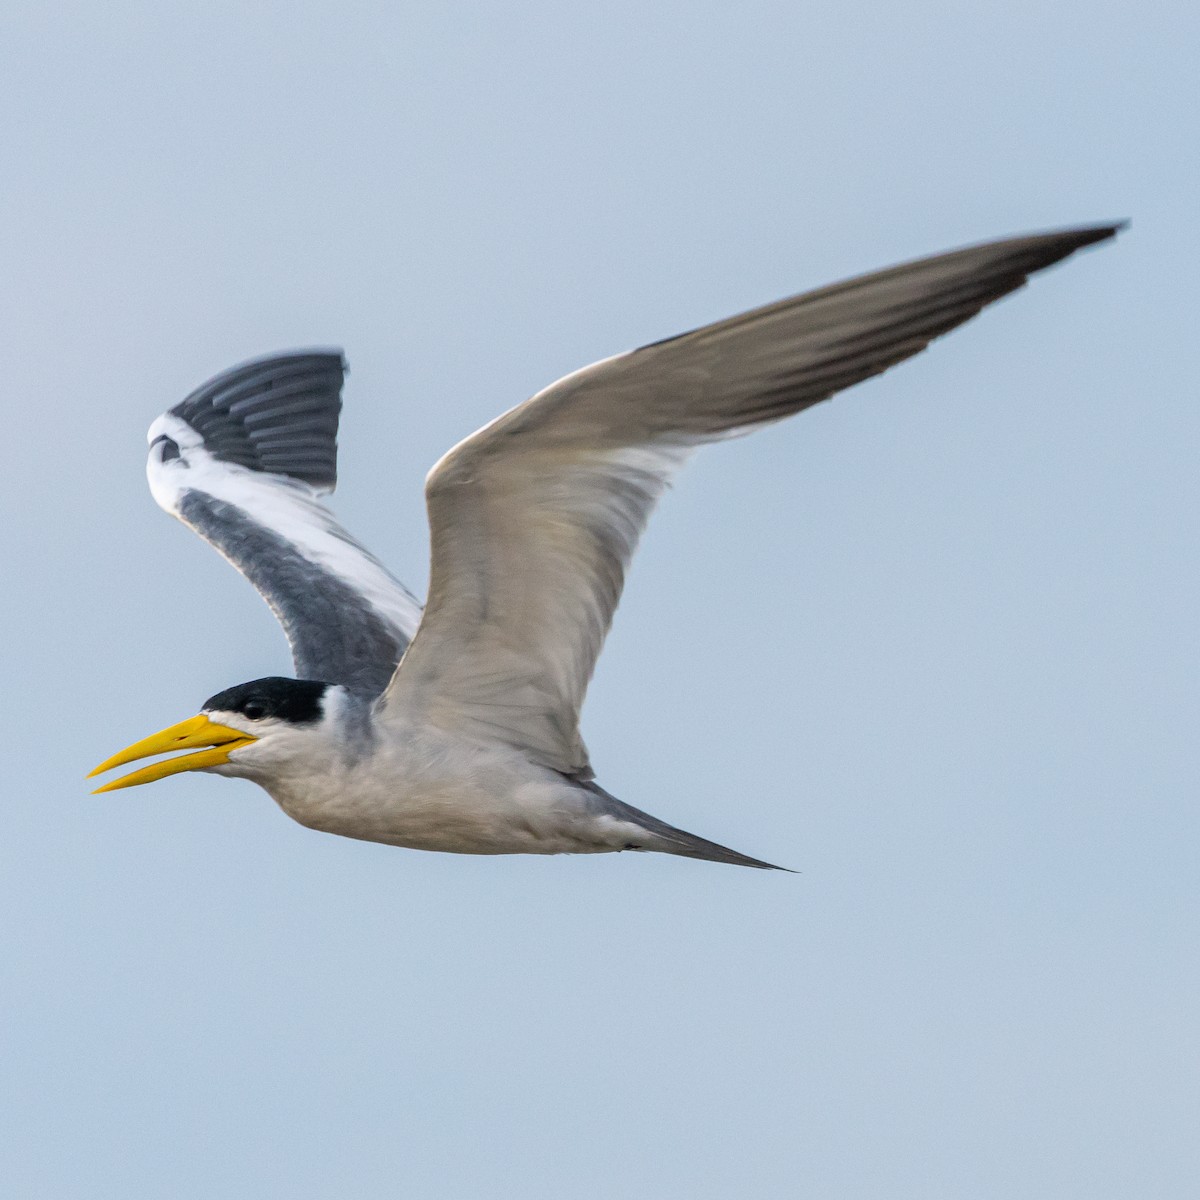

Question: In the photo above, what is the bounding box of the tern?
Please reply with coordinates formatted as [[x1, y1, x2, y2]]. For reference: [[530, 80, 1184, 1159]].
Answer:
[[90, 224, 1119, 868]]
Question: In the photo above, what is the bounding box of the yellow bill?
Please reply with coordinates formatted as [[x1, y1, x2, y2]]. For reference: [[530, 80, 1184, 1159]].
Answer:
[[88, 714, 257, 793]]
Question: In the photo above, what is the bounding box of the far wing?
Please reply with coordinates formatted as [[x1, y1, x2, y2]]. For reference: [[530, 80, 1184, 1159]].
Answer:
[[147, 352, 422, 696], [379, 225, 1120, 774]]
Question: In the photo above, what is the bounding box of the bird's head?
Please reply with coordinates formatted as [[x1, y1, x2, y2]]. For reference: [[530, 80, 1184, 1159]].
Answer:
[[89, 677, 343, 792]]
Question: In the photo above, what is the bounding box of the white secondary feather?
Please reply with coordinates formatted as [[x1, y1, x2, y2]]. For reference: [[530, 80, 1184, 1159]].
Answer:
[[146, 412, 422, 678]]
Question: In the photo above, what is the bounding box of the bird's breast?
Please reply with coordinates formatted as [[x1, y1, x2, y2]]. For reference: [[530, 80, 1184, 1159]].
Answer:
[[260, 729, 600, 855]]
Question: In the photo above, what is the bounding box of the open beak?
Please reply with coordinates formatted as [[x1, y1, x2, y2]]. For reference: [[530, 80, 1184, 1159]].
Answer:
[[88, 714, 258, 793]]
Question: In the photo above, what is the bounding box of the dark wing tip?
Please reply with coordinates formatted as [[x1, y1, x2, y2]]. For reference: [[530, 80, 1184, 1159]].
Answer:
[[1011, 220, 1125, 267], [637, 222, 1124, 359], [1087, 219, 1130, 238], [170, 349, 347, 490], [1052, 220, 1127, 243]]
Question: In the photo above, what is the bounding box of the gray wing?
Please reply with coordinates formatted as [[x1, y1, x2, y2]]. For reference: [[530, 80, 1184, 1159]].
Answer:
[[379, 224, 1120, 774], [146, 352, 422, 696]]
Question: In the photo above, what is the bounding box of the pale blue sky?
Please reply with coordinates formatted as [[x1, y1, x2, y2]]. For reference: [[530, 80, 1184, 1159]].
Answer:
[[2, 2, 1196, 1197]]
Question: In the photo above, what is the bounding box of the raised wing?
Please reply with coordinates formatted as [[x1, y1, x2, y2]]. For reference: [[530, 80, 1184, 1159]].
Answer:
[[147, 352, 422, 696], [380, 224, 1120, 775]]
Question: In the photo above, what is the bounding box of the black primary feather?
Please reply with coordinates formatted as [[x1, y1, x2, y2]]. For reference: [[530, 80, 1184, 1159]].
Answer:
[[169, 351, 346, 490]]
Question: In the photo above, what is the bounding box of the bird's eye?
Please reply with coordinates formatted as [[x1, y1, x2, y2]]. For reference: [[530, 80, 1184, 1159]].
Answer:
[[243, 702, 267, 721]]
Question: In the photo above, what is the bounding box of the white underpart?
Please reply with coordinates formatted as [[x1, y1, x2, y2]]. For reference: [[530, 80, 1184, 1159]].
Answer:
[[207, 694, 651, 856], [146, 413, 423, 642]]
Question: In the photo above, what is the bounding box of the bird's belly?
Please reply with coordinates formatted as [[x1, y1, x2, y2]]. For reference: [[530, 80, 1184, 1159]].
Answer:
[[262, 748, 609, 856]]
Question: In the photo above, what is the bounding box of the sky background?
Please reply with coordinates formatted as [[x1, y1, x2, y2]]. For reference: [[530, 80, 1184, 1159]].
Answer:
[[2, 2, 1196, 1197]]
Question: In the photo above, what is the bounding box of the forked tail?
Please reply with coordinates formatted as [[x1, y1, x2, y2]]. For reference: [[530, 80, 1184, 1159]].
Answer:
[[582, 783, 791, 870]]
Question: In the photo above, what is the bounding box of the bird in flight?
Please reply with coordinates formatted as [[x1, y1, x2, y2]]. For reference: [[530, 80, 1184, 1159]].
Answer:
[[90, 224, 1119, 868]]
